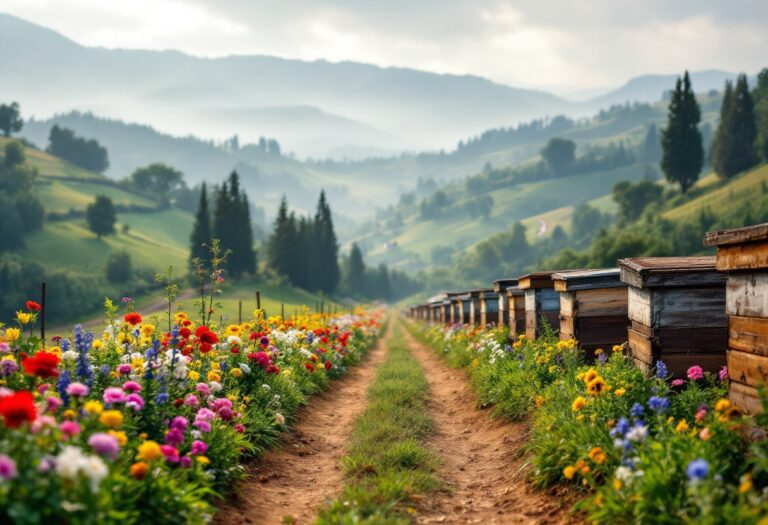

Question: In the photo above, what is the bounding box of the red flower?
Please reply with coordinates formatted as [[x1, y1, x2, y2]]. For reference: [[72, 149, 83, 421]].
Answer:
[[124, 312, 143, 326], [304, 362, 315, 372], [0, 391, 37, 428], [21, 351, 60, 379], [324, 361, 332, 371], [179, 327, 192, 339], [195, 326, 218, 345], [26, 300, 41, 312]]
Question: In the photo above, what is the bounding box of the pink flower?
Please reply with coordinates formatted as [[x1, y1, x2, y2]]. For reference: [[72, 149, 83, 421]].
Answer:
[[160, 445, 180, 463], [170, 416, 188, 431], [37, 384, 50, 394], [46, 396, 63, 413], [687, 366, 703, 381], [31, 415, 56, 434], [671, 379, 685, 387], [122, 381, 142, 393], [59, 420, 80, 437], [695, 406, 708, 423], [195, 408, 215, 422], [190, 440, 208, 455], [126, 393, 144, 411], [234, 423, 245, 433], [66, 382, 89, 397], [0, 343, 10, 354], [192, 420, 211, 432], [718, 366, 728, 382], [180, 456, 192, 468], [116, 364, 132, 375], [184, 394, 199, 407], [195, 383, 210, 396], [88, 433, 120, 459], [103, 387, 127, 404]]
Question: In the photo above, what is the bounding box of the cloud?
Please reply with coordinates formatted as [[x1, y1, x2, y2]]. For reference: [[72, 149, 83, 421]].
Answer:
[[1, 0, 766, 89]]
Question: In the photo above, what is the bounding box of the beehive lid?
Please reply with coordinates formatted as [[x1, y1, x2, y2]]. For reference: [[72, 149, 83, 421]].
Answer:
[[517, 271, 556, 290], [618, 256, 724, 288], [493, 278, 518, 293], [552, 268, 624, 292], [479, 289, 499, 300], [704, 223, 768, 247]]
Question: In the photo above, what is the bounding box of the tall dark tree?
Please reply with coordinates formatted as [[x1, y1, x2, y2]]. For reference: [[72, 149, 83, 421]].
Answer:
[[712, 74, 758, 178], [294, 215, 313, 290], [752, 68, 768, 162], [86, 195, 117, 239], [540, 137, 576, 175], [0, 102, 23, 137], [189, 182, 211, 270], [642, 123, 662, 163], [267, 196, 296, 280], [212, 172, 256, 279], [128, 163, 184, 205], [345, 243, 366, 295], [661, 72, 704, 193], [312, 191, 340, 294]]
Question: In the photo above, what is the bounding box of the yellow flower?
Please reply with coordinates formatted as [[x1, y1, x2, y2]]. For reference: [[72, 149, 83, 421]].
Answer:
[[92, 339, 103, 350], [226, 324, 241, 336], [518, 334, 526, 340], [211, 362, 221, 371], [188, 370, 200, 381], [512, 341, 522, 349], [4, 328, 20, 341], [16, 312, 32, 325], [563, 466, 576, 480], [571, 396, 587, 412], [63, 409, 77, 419], [84, 400, 104, 415], [675, 419, 689, 433], [594, 348, 604, 356], [583, 369, 598, 385], [614, 388, 626, 397], [714, 398, 732, 412], [196, 456, 210, 465], [140, 324, 155, 337], [739, 474, 753, 494], [471, 358, 480, 368], [612, 344, 624, 353], [613, 478, 622, 490], [230, 368, 243, 378], [588, 447, 607, 464], [535, 395, 544, 407], [130, 461, 149, 479], [136, 440, 163, 462], [207, 371, 221, 382], [283, 369, 292, 377], [108, 430, 128, 446], [586, 376, 607, 396], [576, 414, 585, 421], [99, 410, 124, 428]]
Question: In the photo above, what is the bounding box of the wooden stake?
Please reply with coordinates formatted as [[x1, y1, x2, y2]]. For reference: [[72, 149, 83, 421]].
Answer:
[[281, 303, 285, 321], [40, 282, 46, 345], [256, 291, 261, 310], [238, 300, 242, 324]]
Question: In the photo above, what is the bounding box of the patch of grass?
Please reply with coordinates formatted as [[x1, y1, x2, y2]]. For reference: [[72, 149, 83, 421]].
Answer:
[[315, 323, 439, 524]]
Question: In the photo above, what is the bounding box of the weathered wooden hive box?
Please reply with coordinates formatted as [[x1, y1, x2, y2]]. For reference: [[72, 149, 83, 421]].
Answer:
[[618, 256, 727, 377], [518, 271, 560, 339], [479, 289, 499, 326], [506, 284, 526, 335], [456, 293, 472, 325], [493, 279, 518, 328], [467, 290, 485, 326], [552, 268, 628, 359], [704, 223, 768, 413]]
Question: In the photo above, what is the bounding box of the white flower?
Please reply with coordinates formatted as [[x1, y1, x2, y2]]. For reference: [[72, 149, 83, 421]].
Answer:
[[81, 455, 108, 492], [54, 446, 108, 493], [239, 363, 251, 374], [275, 413, 285, 425], [227, 335, 242, 345], [615, 466, 633, 481], [208, 381, 223, 392], [61, 350, 78, 363], [261, 384, 271, 391], [626, 425, 648, 443]]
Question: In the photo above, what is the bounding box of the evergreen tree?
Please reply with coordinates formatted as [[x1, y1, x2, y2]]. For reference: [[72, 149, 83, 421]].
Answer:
[[267, 196, 294, 279], [189, 182, 211, 270], [211, 171, 256, 279], [752, 68, 768, 162], [345, 243, 366, 295], [661, 72, 704, 193], [713, 74, 758, 178], [294, 215, 313, 290], [642, 123, 662, 163], [312, 191, 340, 294]]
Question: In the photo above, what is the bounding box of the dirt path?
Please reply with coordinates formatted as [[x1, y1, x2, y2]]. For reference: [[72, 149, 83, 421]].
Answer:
[[403, 327, 577, 525], [214, 321, 393, 525]]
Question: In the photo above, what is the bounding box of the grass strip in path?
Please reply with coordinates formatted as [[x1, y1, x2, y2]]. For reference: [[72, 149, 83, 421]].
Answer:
[[316, 322, 439, 524]]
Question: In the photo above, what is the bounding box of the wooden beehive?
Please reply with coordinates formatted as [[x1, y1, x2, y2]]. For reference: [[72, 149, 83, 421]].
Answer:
[[507, 284, 526, 335], [618, 256, 727, 378], [466, 290, 485, 326], [479, 289, 499, 326], [553, 268, 628, 359], [493, 278, 518, 328], [518, 271, 560, 339], [456, 294, 472, 325], [705, 223, 768, 413]]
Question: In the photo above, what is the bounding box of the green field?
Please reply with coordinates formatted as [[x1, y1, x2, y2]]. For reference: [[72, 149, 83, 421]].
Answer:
[[37, 179, 154, 212]]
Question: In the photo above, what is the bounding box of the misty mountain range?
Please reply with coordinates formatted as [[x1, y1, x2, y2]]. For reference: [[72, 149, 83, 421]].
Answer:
[[0, 13, 747, 159]]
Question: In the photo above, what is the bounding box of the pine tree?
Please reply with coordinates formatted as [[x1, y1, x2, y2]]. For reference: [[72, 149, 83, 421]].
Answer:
[[212, 172, 256, 279], [345, 243, 366, 295], [294, 215, 313, 290], [643, 123, 662, 163], [752, 68, 768, 162], [713, 75, 758, 178], [267, 196, 294, 280], [661, 72, 704, 193], [313, 191, 340, 294], [189, 183, 211, 270]]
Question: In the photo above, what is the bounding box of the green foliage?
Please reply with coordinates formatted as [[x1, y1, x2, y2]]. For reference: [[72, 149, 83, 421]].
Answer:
[[541, 137, 576, 175], [642, 123, 662, 163], [0, 193, 25, 250], [127, 163, 184, 204], [613, 180, 663, 223], [86, 194, 117, 238], [105, 250, 132, 283], [189, 182, 212, 271], [0, 101, 23, 137], [755, 68, 768, 162], [14, 192, 45, 233], [212, 171, 256, 279], [712, 74, 759, 178], [572, 203, 612, 245], [344, 242, 366, 295], [47, 124, 109, 174], [662, 72, 704, 193]]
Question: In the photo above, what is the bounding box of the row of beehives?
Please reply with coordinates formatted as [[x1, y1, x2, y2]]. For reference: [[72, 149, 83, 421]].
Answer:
[[407, 223, 768, 414]]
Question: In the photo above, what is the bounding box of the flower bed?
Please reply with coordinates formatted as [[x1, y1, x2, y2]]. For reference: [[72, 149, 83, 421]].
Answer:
[[413, 322, 768, 523], [0, 300, 381, 524]]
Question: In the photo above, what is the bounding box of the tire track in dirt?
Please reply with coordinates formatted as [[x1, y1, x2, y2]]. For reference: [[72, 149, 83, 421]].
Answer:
[[403, 325, 578, 525], [214, 321, 393, 525]]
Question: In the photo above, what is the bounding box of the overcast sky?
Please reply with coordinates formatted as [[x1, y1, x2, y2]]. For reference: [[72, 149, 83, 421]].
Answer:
[[1, 0, 766, 93]]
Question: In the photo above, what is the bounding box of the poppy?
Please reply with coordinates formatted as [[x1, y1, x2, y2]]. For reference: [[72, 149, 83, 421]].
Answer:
[[22, 351, 61, 378], [26, 300, 41, 312], [0, 391, 37, 428]]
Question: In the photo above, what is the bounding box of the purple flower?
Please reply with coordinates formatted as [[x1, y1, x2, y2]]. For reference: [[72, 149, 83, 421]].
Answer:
[[0, 454, 17, 481], [37, 456, 56, 473], [0, 342, 10, 354], [88, 433, 120, 459], [170, 416, 188, 431], [610, 417, 630, 438], [66, 382, 89, 397], [219, 407, 233, 421], [655, 361, 669, 379], [190, 440, 208, 455], [98, 364, 111, 375], [179, 456, 192, 468], [648, 396, 670, 414], [686, 458, 709, 481], [184, 394, 199, 408], [116, 364, 132, 375], [0, 360, 19, 376], [165, 427, 185, 446], [103, 387, 127, 404], [630, 402, 645, 418]]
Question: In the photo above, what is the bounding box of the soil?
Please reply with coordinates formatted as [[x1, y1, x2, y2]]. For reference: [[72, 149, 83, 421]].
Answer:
[[403, 329, 578, 525], [213, 322, 393, 525]]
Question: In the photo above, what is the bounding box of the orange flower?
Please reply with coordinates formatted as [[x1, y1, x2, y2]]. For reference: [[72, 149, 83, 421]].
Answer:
[[130, 461, 149, 479]]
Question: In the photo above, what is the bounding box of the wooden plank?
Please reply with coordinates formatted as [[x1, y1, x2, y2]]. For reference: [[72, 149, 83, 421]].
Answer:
[[631, 320, 653, 337], [704, 223, 768, 247], [552, 268, 623, 291], [517, 272, 555, 290], [560, 293, 575, 317], [726, 273, 768, 317], [655, 326, 728, 354], [493, 278, 519, 293], [618, 256, 723, 288], [571, 287, 628, 317], [729, 381, 763, 414], [729, 315, 768, 357], [560, 316, 574, 337], [662, 353, 726, 376], [628, 328, 654, 364], [628, 287, 652, 326], [727, 349, 768, 388], [628, 287, 726, 328], [714, 241, 768, 271], [572, 316, 629, 344]]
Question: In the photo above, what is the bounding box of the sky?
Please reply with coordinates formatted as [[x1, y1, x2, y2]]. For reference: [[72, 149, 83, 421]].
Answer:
[[1, 0, 766, 94]]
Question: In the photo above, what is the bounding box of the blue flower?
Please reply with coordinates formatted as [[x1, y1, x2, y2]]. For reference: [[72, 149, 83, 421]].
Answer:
[[655, 360, 669, 379], [648, 396, 670, 414], [610, 417, 630, 438], [504, 344, 514, 353], [56, 369, 72, 405], [686, 459, 709, 481], [630, 402, 645, 418], [155, 392, 169, 404], [98, 364, 111, 376]]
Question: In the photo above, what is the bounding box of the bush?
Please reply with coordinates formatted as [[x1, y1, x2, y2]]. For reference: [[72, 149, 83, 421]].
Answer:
[[106, 251, 133, 283]]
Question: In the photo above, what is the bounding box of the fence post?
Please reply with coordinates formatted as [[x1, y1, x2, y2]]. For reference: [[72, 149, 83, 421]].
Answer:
[[40, 282, 47, 345]]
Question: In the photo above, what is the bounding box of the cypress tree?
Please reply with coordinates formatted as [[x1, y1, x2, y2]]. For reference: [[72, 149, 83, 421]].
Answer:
[[313, 191, 340, 294], [267, 196, 293, 279], [345, 243, 366, 295], [713, 74, 758, 178], [661, 72, 703, 193], [238, 190, 257, 276], [295, 215, 313, 290], [189, 183, 211, 270], [752, 68, 768, 162]]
